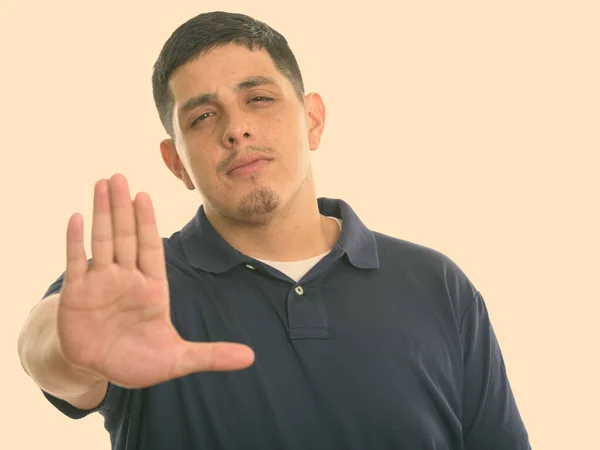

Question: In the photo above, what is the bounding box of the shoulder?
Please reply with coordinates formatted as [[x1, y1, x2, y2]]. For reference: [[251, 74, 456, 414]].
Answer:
[[161, 233, 199, 279], [372, 231, 479, 306], [373, 231, 463, 272]]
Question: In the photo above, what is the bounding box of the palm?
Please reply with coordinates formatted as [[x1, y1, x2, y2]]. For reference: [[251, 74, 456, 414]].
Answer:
[[58, 174, 254, 389]]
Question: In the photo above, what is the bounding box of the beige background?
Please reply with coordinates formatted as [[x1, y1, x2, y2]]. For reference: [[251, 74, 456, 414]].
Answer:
[[2, 0, 598, 448]]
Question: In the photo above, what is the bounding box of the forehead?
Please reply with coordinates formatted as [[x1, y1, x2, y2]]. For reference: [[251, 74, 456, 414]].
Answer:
[[168, 44, 287, 101]]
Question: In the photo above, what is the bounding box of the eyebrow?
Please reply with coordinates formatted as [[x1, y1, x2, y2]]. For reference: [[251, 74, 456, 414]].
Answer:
[[178, 75, 278, 116]]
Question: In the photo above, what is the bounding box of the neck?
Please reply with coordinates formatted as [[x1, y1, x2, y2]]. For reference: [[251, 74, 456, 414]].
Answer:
[[204, 179, 340, 262]]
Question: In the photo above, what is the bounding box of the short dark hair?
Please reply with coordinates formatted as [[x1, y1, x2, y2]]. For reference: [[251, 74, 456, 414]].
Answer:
[[152, 11, 305, 138]]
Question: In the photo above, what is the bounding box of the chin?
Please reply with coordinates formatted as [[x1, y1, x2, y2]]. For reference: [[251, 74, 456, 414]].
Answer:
[[234, 186, 282, 220]]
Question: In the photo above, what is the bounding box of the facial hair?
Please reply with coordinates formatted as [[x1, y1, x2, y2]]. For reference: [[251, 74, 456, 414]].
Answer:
[[236, 186, 281, 218]]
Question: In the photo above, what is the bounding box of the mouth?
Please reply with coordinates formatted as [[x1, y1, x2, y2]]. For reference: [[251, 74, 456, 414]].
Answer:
[[227, 154, 273, 178]]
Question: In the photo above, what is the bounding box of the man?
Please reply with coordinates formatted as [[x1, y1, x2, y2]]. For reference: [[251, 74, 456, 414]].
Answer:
[[17, 11, 531, 450]]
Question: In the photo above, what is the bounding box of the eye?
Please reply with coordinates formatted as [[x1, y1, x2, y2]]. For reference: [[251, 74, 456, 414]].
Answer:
[[189, 97, 274, 128], [190, 112, 214, 128], [249, 96, 274, 103]]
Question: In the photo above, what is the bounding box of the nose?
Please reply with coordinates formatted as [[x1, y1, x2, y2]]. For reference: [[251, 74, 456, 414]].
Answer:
[[227, 132, 250, 145], [222, 111, 253, 148]]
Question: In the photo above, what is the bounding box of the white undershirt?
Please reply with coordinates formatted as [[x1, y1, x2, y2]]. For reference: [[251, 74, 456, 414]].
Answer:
[[254, 216, 343, 282]]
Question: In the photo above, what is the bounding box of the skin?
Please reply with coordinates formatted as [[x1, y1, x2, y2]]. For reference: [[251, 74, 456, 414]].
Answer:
[[18, 44, 347, 405], [159, 43, 340, 262]]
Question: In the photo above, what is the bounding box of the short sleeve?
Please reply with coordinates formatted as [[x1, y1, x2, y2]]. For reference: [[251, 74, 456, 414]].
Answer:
[[460, 291, 531, 449], [38, 265, 129, 420], [41, 382, 126, 420]]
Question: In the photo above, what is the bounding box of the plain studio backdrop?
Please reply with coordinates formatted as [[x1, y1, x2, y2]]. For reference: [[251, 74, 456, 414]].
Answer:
[[1, 1, 598, 449]]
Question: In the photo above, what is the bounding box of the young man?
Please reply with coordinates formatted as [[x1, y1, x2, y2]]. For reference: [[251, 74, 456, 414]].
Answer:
[[18, 11, 532, 450]]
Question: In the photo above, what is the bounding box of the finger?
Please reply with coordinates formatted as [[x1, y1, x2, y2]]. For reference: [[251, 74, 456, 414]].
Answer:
[[109, 174, 137, 270], [176, 342, 255, 376], [90, 179, 114, 269], [134, 192, 167, 281], [64, 213, 89, 284]]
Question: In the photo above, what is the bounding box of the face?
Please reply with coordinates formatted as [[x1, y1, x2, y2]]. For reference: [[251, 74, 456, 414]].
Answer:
[[160, 43, 325, 223]]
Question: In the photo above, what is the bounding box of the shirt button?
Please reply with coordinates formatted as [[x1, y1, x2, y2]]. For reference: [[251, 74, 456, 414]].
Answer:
[[245, 264, 256, 270], [295, 286, 304, 295]]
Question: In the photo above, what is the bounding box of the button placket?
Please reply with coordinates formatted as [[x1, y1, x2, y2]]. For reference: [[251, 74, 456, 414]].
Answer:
[[287, 282, 329, 339]]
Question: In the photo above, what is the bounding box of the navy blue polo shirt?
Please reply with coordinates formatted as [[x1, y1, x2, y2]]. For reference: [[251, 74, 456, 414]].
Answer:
[[40, 197, 531, 449]]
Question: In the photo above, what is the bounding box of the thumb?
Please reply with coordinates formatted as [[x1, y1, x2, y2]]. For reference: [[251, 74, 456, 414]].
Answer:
[[176, 341, 255, 376]]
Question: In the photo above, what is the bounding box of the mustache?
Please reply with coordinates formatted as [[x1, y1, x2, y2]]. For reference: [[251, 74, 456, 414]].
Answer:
[[218, 146, 275, 172]]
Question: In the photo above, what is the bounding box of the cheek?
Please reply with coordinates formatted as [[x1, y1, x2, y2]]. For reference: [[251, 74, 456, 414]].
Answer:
[[186, 153, 215, 185], [275, 111, 308, 150]]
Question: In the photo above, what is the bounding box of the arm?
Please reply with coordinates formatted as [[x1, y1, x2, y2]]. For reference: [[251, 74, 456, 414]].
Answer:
[[18, 292, 109, 410], [460, 292, 532, 449]]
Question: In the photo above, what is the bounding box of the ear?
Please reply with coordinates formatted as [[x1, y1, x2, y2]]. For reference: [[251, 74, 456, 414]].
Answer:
[[160, 139, 195, 190], [303, 92, 326, 151]]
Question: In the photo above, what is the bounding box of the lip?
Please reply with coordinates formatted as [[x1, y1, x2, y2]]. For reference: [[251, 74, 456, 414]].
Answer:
[[226, 153, 273, 175]]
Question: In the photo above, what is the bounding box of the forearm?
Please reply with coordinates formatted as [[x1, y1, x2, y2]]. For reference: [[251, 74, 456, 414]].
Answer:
[[18, 293, 108, 403]]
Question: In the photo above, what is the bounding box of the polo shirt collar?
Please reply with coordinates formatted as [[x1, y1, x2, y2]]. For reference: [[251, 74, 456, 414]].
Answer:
[[180, 197, 380, 273]]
